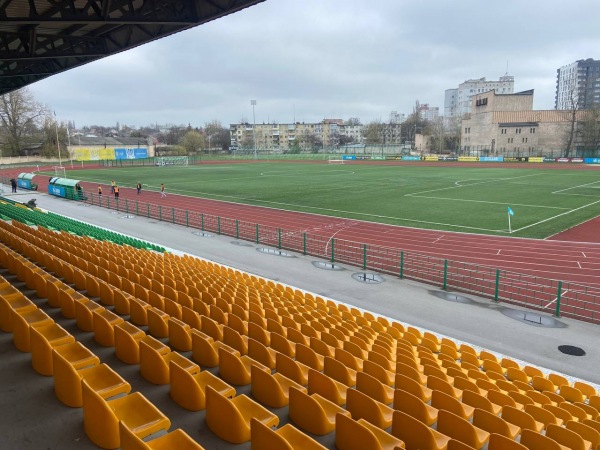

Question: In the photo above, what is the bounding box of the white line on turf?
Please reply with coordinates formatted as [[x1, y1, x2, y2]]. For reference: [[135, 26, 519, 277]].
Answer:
[[513, 199, 600, 233], [402, 194, 569, 210]]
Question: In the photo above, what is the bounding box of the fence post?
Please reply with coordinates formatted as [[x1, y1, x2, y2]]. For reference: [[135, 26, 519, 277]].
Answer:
[[442, 259, 448, 290], [159, 205, 162, 221], [303, 233, 307, 255], [399, 251, 404, 279], [217, 216, 221, 235], [125, 199, 129, 214], [186, 210, 189, 227], [172, 207, 175, 224], [278, 228, 282, 249], [255, 224, 259, 244], [494, 269, 500, 302], [555, 281, 563, 317], [107, 198, 111, 210], [363, 244, 367, 270], [236, 220, 239, 239], [201, 214, 204, 231], [147, 203, 150, 218], [136, 201, 139, 216], [331, 238, 335, 263]]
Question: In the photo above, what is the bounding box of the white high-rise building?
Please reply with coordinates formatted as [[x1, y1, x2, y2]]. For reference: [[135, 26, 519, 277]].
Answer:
[[445, 75, 515, 117], [555, 59, 600, 110]]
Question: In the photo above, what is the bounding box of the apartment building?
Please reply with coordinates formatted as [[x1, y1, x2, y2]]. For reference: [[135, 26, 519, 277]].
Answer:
[[445, 75, 515, 117], [555, 58, 600, 110]]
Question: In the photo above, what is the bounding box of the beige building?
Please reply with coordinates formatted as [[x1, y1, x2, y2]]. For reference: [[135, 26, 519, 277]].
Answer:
[[230, 119, 365, 151], [461, 89, 592, 156]]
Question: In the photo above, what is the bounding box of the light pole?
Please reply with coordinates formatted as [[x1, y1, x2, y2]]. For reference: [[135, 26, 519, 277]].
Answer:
[[251, 100, 257, 159], [53, 111, 63, 168]]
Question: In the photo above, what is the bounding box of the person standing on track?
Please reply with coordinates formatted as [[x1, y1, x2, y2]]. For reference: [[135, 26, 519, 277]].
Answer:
[[114, 185, 119, 200], [111, 180, 116, 194], [160, 183, 166, 198], [98, 185, 102, 198], [137, 181, 142, 195]]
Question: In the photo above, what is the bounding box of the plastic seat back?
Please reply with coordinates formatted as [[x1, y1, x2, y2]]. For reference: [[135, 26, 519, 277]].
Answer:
[[324, 356, 357, 387], [391, 410, 450, 450], [546, 423, 590, 450], [473, 408, 520, 440], [191, 329, 219, 367], [393, 387, 438, 426], [335, 413, 389, 450], [308, 368, 347, 406], [437, 409, 489, 449], [356, 371, 394, 405], [502, 406, 541, 432], [276, 352, 309, 386], [488, 433, 527, 450], [346, 387, 393, 429], [566, 420, 600, 450]]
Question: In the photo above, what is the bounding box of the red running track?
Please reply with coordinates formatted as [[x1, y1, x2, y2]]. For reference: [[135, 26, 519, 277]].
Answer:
[[72, 179, 600, 289]]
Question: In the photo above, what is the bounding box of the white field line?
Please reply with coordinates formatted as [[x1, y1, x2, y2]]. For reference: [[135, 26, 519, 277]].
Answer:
[[542, 290, 568, 310], [552, 180, 600, 194], [404, 194, 569, 210], [513, 199, 600, 233]]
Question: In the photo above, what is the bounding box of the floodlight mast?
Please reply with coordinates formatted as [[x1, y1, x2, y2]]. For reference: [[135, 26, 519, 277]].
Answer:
[[54, 111, 63, 168], [251, 100, 257, 159]]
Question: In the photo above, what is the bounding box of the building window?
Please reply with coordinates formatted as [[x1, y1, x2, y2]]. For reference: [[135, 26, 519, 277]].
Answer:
[[530, 128, 535, 133]]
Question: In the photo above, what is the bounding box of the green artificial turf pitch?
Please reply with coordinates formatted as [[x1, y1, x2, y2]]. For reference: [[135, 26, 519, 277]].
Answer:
[[56, 162, 600, 239]]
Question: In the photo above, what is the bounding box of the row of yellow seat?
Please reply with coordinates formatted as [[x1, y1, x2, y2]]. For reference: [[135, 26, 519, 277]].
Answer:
[[1, 216, 593, 448], [0, 243, 205, 450]]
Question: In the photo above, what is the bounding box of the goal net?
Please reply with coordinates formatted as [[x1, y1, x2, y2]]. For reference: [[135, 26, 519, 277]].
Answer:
[[328, 157, 345, 164], [155, 156, 189, 166], [53, 166, 66, 178]]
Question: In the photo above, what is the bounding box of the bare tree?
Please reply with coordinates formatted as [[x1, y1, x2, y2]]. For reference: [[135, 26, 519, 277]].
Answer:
[[203, 120, 230, 151], [563, 80, 579, 157], [427, 117, 446, 154], [0, 88, 47, 156], [362, 120, 384, 144], [345, 117, 362, 126], [578, 108, 600, 156]]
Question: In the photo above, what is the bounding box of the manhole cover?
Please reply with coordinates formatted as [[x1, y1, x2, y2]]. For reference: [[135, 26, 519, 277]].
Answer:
[[231, 241, 253, 247], [558, 345, 586, 356], [429, 290, 473, 304], [192, 231, 213, 237], [257, 247, 294, 257], [312, 261, 344, 271], [120, 215, 135, 219], [352, 272, 384, 283]]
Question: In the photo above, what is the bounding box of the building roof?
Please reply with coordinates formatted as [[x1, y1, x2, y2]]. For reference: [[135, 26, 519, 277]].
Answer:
[[69, 136, 149, 146], [492, 110, 590, 124]]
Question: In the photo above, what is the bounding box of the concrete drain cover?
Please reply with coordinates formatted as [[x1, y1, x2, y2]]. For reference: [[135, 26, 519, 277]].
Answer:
[[312, 261, 344, 271], [500, 308, 566, 328], [558, 345, 586, 356], [352, 272, 384, 283], [257, 247, 294, 257], [192, 231, 213, 237], [120, 215, 135, 219], [430, 290, 473, 304], [231, 241, 253, 247]]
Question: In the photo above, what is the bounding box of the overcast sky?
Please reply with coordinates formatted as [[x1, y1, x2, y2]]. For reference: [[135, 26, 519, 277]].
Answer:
[[29, 0, 600, 129]]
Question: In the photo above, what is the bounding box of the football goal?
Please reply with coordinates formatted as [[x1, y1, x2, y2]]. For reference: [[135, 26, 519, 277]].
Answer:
[[53, 166, 66, 178], [328, 157, 345, 164], [155, 156, 189, 166]]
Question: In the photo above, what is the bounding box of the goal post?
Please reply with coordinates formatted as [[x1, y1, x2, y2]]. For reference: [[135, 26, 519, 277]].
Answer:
[[155, 156, 189, 166], [53, 166, 66, 178], [328, 157, 345, 164]]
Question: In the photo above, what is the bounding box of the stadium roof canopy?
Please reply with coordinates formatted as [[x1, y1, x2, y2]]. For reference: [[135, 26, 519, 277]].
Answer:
[[0, 0, 264, 95]]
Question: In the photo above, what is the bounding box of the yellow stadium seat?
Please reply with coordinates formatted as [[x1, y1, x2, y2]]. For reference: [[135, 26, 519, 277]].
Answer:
[[346, 388, 394, 429], [335, 347, 363, 371], [114, 321, 146, 365], [29, 323, 75, 376], [335, 413, 405, 450], [296, 343, 325, 371], [391, 410, 450, 450], [191, 329, 223, 367], [545, 404, 577, 423], [307, 368, 348, 406], [520, 428, 567, 450], [502, 406, 543, 433], [548, 373, 570, 389], [431, 389, 474, 421], [574, 382, 597, 399], [129, 298, 151, 326], [324, 356, 357, 387], [12, 307, 53, 352], [275, 352, 309, 386], [561, 385, 586, 404], [168, 317, 192, 351], [73, 297, 103, 332], [82, 381, 170, 449], [205, 386, 279, 444], [251, 364, 306, 408], [462, 389, 502, 415], [560, 401, 592, 421], [169, 360, 235, 411], [473, 408, 520, 440], [250, 418, 327, 450], [271, 331, 296, 358], [147, 307, 169, 338], [437, 409, 490, 449], [393, 388, 438, 426], [119, 422, 206, 450], [546, 423, 592, 450], [566, 420, 600, 450], [288, 386, 349, 436], [427, 374, 462, 400], [356, 371, 395, 405], [139, 335, 198, 385], [488, 433, 527, 450], [93, 308, 124, 347], [218, 346, 268, 386], [524, 404, 564, 429]]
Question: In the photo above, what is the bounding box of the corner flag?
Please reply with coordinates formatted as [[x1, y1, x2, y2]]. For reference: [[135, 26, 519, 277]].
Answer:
[[508, 207, 514, 216]]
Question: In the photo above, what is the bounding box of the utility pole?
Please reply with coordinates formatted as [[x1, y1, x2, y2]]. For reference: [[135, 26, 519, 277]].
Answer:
[[251, 100, 257, 159]]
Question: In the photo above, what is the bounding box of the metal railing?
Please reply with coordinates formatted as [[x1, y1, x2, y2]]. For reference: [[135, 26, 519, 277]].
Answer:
[[83, 193, 600, 325]]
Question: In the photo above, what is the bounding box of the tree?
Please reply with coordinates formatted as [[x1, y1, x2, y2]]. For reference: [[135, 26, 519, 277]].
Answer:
[[563, 80, 579, 157], [578, 108, 600, 156], [345, 117, 362, 126], [427, 117, 446, 154], [204, 120, 230, 151], [401, 100, 428, 145], [179, 131, 205, 154], [362, 120, 384, 144], [0, 88, 47, 156]]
